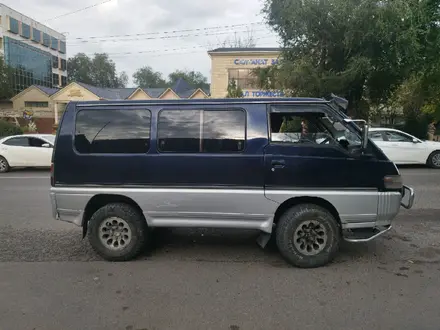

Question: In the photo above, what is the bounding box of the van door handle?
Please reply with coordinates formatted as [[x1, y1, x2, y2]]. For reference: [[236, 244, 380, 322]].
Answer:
[[271, 159, 286, 169]]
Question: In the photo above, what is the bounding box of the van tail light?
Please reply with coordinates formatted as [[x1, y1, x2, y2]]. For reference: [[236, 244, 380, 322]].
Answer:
[[384, 175, 402, 190], [50, 163, 54, 187]]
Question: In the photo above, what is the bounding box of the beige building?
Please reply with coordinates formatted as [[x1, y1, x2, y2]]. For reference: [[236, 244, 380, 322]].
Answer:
[[208, 47, 282, 98], [8, 79, 209, 133]]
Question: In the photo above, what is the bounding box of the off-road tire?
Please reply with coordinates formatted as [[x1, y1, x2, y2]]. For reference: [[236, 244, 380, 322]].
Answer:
[[276, 203, 340, 268], [88, 203, 149, 261]]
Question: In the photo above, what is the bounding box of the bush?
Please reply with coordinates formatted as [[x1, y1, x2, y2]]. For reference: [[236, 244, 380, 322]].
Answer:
[[0, 120, 23, 137]]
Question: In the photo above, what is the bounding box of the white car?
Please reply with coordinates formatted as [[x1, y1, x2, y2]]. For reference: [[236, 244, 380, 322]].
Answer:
[[368, 127, 440, 168], [0, 134, 56, 173]]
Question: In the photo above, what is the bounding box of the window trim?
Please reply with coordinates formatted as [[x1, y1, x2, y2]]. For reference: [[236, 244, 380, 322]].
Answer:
[[73, 108, 152, 155], [156, 107, 247, 154]]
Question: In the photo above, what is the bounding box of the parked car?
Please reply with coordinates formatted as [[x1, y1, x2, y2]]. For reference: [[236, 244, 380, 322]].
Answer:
[[50, 98, 414, 268], [0, 134, 55, 173], [368, 128, 440, 168]]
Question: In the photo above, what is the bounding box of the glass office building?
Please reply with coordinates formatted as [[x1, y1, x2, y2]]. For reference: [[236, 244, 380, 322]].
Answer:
[[3, 36, 53, 94]]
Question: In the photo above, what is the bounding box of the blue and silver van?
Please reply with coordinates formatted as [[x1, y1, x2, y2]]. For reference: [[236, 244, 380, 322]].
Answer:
[[50, 97, 415, 268]]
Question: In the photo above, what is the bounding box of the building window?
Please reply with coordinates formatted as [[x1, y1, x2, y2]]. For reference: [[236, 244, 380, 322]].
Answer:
[[59, 41, 66, 54], [52, 55, 59, 69], [74, 109, 152, 154], [8, 17, 19, 34], [53, 73, 59, 86], [42, 33, 50, 47], [21, 23, 31, 39], [61, 75, 67, 87], [228, 69, 259, 89], [51, 37, 58, 51], [157, 109, 246, 153], [60, 58, 67, 71], [25, 101, 49, 108], [32, 28, 41, 43], [3, 36, 53, 94]]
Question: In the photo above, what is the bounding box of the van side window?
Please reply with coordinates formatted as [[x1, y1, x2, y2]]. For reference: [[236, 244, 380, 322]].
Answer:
[[75, 109, 151, 154], [270, 111, 360, 148], [158, 109, 246, 153]]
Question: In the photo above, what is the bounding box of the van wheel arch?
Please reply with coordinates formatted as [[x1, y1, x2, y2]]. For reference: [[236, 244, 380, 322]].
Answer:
[[82, 194, 145, 238], [273, 196, 341, 228]]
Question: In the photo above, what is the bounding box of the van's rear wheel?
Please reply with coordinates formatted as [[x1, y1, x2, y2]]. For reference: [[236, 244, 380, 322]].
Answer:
[[88, 203, 149, 261], [276, 204, 340, 268]]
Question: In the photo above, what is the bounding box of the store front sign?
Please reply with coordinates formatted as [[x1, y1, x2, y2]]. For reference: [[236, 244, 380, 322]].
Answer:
[[243, 90, 284, 97], [234, 58, 279, 65]]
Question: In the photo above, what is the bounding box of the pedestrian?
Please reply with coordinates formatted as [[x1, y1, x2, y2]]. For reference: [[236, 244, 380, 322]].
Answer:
[[427, 121, 436, 141]]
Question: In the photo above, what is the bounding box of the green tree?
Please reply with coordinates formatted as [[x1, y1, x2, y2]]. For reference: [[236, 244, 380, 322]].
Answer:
[[132, 66, 167, 88], [67, 53, 127, 88], [0, 119, 22, 137], [167, 69, 210, 90], [256, 0, 437, 117], [0, 57, 14, 100], [226, 80, 243, 98]]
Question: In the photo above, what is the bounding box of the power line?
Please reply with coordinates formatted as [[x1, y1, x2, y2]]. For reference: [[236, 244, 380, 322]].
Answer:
[[94, 34, 277, 57], [68, 28, 269, 45], [70, 22, 264, 40], [13, 22, 266, 46], [44, 0, 114, 22]]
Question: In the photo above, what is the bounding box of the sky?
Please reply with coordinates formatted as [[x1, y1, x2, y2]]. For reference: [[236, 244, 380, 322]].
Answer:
[[3, 0, 281, 86]]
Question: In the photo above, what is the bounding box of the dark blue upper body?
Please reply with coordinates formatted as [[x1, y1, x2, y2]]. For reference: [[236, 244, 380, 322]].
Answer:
[[52, 98, 398, 191]]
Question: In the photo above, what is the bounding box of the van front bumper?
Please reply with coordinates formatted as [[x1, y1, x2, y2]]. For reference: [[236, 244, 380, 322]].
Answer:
[[401, 185, 415, 209]]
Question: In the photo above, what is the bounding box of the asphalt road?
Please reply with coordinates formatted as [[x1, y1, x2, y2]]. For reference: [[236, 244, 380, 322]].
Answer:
[[1, 167, 440, 330]]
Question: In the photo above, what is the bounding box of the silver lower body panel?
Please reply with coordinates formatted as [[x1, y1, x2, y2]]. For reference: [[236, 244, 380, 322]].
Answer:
[[50, 187, 403, 236]]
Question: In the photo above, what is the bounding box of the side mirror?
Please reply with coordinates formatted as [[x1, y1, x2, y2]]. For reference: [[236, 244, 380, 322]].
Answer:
[[362, 124, 369, 149], [42, 143, 51, 148], [412, 138, 419, 143]]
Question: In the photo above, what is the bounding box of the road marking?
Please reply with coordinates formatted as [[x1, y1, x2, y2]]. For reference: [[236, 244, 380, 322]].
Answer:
[[0, 176, 49, 179]]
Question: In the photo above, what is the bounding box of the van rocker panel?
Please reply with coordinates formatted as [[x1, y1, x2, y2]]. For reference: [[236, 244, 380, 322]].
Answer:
[[51, 186, 401, 232]]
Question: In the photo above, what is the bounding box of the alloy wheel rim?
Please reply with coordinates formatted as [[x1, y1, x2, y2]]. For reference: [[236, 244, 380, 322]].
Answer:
[[432, 154, 440, 167], [293, 220, 328, 256], [0, 159, 6, 172], [98, 217, 132, 251]]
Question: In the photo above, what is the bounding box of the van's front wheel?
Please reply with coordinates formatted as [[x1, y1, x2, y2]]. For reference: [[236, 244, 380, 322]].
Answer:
[[88, 203, 149, 261], [276, 204, 340, 268]]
